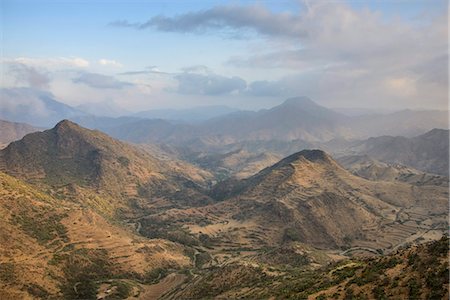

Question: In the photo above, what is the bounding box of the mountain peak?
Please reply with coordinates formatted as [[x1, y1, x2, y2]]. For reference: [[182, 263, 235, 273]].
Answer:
[[281, 149, 332, 165], [54, 119, 79, 129], [282, 96, 317, 107], [53, 119, 89, 138]]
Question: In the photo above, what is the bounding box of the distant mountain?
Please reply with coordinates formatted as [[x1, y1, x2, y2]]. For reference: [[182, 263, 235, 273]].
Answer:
[[97, 97, 448, 150], [337, 154, 448, 186], [0, 88, 86, 127], [70, 115, 143, 132], [188, 149, 282, 180], [76, 102, 132, 117], [349, 110, 448, 138], [346, 129, 449, 176], [0, 119, 40, 147], [133, 105, 239, 122], [199, 97, 351, 142]]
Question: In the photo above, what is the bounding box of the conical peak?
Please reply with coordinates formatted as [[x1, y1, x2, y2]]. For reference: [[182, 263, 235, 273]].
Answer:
[[283, 149, 331, 164]]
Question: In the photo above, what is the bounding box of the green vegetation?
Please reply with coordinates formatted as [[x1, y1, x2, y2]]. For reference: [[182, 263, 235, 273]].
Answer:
[[104, 281, 133, 299], [25, 283, 50, 298], [195, 252, 212, 268], [172, 237, 449, 299], [139, 217, 200, 246], [142, 267, 169, 284], [12, 212, 68, 245], [60, 249, 115, 299], [117, 156, 130, 167], [0, 262, 16, 284], [283, 227, 303, 242]]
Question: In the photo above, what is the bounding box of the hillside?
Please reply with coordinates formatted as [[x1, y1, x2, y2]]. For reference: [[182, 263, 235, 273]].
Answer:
[[0, 171, 191, 299], [151, 149, 447, 253], [0, 120, 213, 217], [0, 119, 40, 148], [167, 236, 448, 299], [0, 121, 447, 299], [337, 154, 448, 186], [187, 149, 282, 180], [346, 129, 449, 176]]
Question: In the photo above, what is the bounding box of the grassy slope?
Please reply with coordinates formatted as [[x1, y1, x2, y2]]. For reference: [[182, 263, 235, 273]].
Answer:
[[168, 237, 448, 300], [0, 171, 191, 299]]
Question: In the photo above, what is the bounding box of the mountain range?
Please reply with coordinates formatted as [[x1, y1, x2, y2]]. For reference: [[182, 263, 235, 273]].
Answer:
[[92, 97, 447, 147], [338, 128, 449, 176], [1, 88, 447, 142], [0, 99, 448, 299]]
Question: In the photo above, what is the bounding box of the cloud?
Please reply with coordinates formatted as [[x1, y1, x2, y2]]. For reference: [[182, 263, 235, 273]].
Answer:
[[72, 72, 132, 89], [174, 71, 246, 95], [181, 65, 211, 74], [98, 59, 123, 67], [2, 57, 90, 69], [247, 80, 286, 97], [111, 2, 447, 109], [6, 63, 50, 89], [0, 88, 53, 119], [118, 66, 169, 76], [110, 5, 304, 38]]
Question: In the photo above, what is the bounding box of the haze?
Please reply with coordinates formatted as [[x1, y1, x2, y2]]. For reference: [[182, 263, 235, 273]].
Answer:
[[1, 0, 448, 115]]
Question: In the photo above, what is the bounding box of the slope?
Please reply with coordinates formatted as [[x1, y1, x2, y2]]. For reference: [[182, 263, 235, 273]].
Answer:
[[337, 154, 448, 186], [0, 120, 213, 217], [347, 128, 449, 175], [167, 237, 448, 300], [155, 150, 447, 253], [0, 119, 40, 148], [0, 171, 191, 299]]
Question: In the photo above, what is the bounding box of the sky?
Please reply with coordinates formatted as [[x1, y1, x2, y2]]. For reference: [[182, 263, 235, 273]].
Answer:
[[1, 0, 448, 114]]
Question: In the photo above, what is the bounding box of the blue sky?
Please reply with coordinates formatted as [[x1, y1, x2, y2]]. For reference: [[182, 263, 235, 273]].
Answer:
[[1, 0, 448, 114]]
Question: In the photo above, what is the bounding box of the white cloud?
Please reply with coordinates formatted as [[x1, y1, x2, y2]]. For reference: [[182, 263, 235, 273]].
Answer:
[[98, 59, 123, 67], [2, 57, 90, 69]]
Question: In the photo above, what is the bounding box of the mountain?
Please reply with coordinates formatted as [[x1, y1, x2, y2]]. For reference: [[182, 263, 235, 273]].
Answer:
[[152, 149, 448, 251], [169, 237, 448, 299], [346, 129, 449, 176], [0, 170, 192, 299], [70, 115, 143, 132], [133, 105, 239, 122], [0, 88, 86, 127], [350, 110, 448, 138], [0, 119, 40, 148], [101, 97, 352, 146], [0, 120, 213, 215], [0, 120, 447, 299], [186, 149, 282, 180], [89, 98, 447, 153], [337, 154, 448, 186]]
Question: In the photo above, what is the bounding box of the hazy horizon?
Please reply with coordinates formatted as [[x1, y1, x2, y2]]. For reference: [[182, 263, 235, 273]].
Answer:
[[1, 0, 448, 115]]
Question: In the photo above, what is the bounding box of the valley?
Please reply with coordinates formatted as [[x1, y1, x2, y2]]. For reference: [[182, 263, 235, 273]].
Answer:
[[2, 1, 448, 298], [0, 117, 446, 299]]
